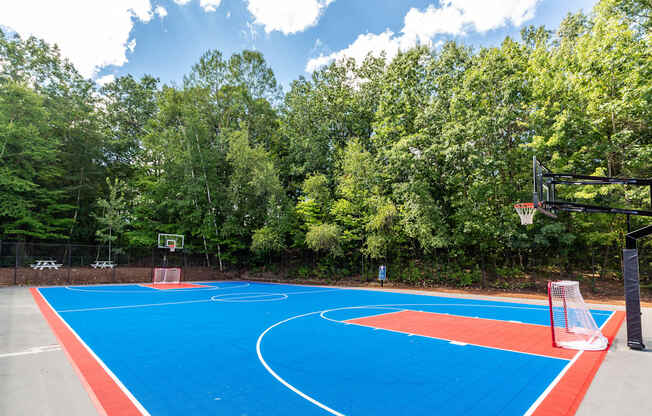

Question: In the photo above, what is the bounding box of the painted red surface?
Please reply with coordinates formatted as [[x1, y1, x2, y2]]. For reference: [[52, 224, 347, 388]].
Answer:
[[346, 309, 576, 359], [346, 308, 625, 416], [140, 283, 210, 289], [30, 288, 142, 416]]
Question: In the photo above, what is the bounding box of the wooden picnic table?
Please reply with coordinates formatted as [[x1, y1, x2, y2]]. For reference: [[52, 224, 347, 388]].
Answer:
[[30, 260, 63, 270], [90, 260, 115, 269]]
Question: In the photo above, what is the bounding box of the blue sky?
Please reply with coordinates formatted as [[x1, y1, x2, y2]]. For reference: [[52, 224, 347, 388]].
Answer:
[[1, 0, 599, 89]]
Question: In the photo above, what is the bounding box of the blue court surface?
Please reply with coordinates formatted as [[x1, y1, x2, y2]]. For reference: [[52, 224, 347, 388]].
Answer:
[[36, 281, 615, 416]]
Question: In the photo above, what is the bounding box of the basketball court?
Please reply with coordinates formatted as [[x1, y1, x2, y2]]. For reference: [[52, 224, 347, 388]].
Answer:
[[2, 280, 628, 415], [2, 157, 650, 415]]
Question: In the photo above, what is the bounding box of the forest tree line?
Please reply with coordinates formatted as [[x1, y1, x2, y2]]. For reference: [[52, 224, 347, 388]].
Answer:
[[0, 0, 650, 284]]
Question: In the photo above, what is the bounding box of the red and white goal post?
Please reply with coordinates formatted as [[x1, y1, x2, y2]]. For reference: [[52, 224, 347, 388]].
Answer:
[[547, 280, 608, 351], [153, 268, 182, 285]]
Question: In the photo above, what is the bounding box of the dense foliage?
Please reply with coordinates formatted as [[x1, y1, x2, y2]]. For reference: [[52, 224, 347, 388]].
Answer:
[[1, 1, 650, 285]]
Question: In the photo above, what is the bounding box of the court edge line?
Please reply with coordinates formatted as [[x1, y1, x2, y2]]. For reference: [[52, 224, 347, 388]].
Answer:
[[523, 351, 583, 416], [32, 288, 151, 416], [522, 310, 618, 416], [256, 311, 346, 416]]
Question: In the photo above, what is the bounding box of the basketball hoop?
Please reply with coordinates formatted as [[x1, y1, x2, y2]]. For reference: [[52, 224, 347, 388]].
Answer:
[[168, 243, 176, 253], [514, 202, 536, 225]]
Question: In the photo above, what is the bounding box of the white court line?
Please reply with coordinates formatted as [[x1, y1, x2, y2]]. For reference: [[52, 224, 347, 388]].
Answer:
[[59, 288, 342, 312], [522, 310, 617, 416], [36, 290, 151, 416], [63, 282, 251, 294], [320, 307, 405, 324], [211, 293, 289, 303], [59, 299, 213, 313], [281, 288, 342, 295], [256, 310, 345, 416], [522, 351, 582, 416], [0, 344, 61, 359], [257, 302, 587, 415], [320, 303, 556, 328]]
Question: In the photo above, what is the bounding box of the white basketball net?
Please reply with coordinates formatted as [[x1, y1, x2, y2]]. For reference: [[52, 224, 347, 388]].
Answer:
[[514, 203, 535, 225]]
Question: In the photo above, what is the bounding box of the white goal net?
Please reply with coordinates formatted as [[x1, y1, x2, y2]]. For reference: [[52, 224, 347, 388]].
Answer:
[[153, 268, 181, 284], [548, 280, 607, 351]]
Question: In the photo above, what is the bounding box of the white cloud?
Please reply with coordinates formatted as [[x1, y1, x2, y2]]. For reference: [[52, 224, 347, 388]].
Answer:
[[306, 30, 401, 72], [0, 1, 154, 79], [226, 11, 231, 19], [306, 0, 540, 72], [96, 74, 116, 86], [246, 0, 334, 35], [200, 0, 222, 12], [155, 5, 168, 18], [127, 39, 137, 53], [174, 0, 191, 5]]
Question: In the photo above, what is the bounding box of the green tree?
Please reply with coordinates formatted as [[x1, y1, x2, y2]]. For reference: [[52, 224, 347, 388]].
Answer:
[[93, 178, 128, 261], [0, 81, 74, 240]]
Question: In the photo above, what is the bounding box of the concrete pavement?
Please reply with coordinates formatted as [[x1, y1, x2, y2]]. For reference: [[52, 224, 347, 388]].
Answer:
[[0, 286, 98, 416]]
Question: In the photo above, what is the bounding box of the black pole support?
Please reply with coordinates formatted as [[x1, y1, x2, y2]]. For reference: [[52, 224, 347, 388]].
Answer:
[[623, 224, 652, 350], [624, 248, 645, 350]]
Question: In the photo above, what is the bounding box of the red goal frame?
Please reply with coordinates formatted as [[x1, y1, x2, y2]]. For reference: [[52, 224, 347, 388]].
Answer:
[[152, 267, 182, 284]]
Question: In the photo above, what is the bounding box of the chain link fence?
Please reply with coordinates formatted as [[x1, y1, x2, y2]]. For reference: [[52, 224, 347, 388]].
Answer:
[[0, 240, 650, 290], [0, 241, 235, 286]]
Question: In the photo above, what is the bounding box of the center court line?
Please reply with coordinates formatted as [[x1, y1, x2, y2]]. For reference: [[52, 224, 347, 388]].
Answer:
[[0, 344, 62, 358]]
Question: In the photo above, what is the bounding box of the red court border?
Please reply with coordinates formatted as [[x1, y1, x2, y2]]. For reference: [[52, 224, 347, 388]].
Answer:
[[532, 310, 625, 416], [30, 288, 143, 416]]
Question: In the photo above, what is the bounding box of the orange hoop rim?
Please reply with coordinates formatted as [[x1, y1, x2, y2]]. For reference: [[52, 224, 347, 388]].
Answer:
[[514, 202, 534, 209]]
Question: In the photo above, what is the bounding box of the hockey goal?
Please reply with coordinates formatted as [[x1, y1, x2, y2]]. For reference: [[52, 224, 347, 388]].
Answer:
[[547, 280, 607, 350], [153, 268, 182, 284]]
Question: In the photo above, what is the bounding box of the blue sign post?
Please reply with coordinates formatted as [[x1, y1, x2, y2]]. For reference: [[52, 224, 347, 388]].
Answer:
[[378, 265, 386, 287]]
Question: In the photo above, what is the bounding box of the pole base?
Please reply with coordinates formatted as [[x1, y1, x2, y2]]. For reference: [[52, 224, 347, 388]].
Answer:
[[628, 341, 646, 351]]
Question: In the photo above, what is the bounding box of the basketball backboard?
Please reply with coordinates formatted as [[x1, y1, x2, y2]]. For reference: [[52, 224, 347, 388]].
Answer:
[[157, 233, 184, 251], [533, 156, 557, 217]]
